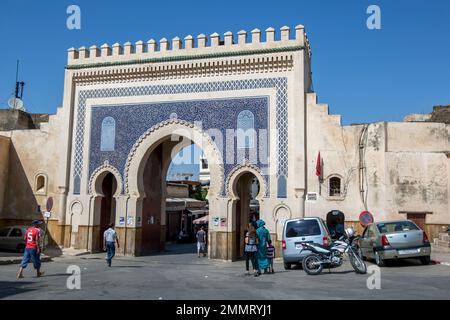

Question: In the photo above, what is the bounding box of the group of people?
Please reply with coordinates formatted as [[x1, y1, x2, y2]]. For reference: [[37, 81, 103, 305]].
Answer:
[[244, 219, 275, 277], [16, 219, 273, 279]]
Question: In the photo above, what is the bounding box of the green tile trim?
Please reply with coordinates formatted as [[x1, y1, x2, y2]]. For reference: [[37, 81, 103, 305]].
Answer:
[[66, 45, 303, 70]]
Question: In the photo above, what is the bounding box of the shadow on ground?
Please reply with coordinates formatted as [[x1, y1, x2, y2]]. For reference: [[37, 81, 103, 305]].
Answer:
[[0, 281, 36, 299]]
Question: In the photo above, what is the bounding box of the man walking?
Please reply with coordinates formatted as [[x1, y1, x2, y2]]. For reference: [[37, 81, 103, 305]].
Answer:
[[17, 220, 44, 279], [196, 226, 207, 258], [103, 223, 120, 267]]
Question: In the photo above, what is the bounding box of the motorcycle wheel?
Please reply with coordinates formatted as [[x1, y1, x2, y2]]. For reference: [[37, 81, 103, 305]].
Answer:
[[302, 254, 323, 275], [348, 249, 367, 274]]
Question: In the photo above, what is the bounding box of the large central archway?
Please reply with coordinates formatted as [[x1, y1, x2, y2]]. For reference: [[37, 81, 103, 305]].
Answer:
[[125, 120, 224, 255]]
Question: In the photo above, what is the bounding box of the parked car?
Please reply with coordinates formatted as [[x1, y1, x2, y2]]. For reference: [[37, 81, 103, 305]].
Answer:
[[359, 220, 431, 267], [282, 217, 331, 270], [0, 226, 28, 253]]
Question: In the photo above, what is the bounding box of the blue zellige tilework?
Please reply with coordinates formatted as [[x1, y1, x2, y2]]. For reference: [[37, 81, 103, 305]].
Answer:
[[73, 78, 288, 196], [89, 97, 268, 196]]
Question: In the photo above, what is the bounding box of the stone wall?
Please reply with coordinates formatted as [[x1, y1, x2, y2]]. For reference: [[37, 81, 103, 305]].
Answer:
[[0, 109, 49, 131], [166, 183, 189, 198], [0, 135, 10, 215], [305, 93, 450, 239], [429, 105, 450, 124], [0, 106, 67, 247]]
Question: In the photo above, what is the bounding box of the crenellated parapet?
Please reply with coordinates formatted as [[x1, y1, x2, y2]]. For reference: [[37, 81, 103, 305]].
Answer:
[[66, 25, 311, 69]]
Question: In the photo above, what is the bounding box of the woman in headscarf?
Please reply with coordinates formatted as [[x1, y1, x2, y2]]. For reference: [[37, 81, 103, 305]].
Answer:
[[255, 219, 271, 276]]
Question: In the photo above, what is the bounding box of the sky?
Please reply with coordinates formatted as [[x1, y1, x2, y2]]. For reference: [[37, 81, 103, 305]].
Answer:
[[1, 0, 449, 178]]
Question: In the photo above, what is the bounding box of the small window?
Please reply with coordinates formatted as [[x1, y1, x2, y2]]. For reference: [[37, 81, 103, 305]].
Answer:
[[201, 159, 208, 170], [237, 110, 255, 149], [367, 225, 375, 238], [100, 116, 116, 151], [329, 176, 341, 197], [35, 174, 47, 194], [9, 228, 23, 238], [0, 228, 10, 237], [362, 227, 368, 238]]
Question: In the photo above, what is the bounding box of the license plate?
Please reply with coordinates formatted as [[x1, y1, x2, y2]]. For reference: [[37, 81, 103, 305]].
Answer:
[[295, 241, 312, 249], [398, 249, 420, 255]]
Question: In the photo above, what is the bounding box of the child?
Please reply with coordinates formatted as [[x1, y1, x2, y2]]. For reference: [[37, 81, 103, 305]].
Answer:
[[266, 239, 275, 274]]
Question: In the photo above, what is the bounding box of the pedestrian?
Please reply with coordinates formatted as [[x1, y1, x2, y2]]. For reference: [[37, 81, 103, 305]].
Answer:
[[178, 229, 185, 243], [255, 219, 271, 275], [244, 223, 259, 276], [266, 239, 275, 274], [103, 223, 120, 267], [196, 226, 207, 257], [17, 220, 44, 279]]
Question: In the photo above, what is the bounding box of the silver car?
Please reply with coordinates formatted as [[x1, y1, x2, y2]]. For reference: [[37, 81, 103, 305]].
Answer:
[[0, 226, 28, 253], [282, 217, 331, 270], [359, 220, 431, 267]]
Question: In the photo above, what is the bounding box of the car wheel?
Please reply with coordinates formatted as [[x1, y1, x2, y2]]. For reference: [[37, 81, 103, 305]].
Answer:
[[16, 244, 25, 253], [374, 251, 385, 267], [420, 256, 431, 265], [284, 263, 292, 270]]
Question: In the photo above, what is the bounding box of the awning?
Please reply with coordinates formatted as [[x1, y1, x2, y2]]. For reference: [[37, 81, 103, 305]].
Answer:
[[193, 215, 209, 225], [187, 209, 208, 216]]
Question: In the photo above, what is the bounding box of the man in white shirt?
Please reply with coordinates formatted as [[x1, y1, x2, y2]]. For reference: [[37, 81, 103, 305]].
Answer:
[[103, 223, 120, 267]]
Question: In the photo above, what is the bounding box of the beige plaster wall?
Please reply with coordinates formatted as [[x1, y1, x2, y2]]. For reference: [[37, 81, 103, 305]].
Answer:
[[0, 108, 65, 225], [305, 93, 450, 227], [0, 135, 11, 215]]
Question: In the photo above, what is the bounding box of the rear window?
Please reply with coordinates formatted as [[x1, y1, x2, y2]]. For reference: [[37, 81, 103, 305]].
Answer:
[[9, 228, 23, 237], [0, 228, 9, 237], [377, 221, 419, 234], [285, 220, 321, 238]]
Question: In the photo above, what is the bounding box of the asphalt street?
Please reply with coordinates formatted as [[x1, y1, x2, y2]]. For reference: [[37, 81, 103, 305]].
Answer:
[[1, 244, 450, 300]]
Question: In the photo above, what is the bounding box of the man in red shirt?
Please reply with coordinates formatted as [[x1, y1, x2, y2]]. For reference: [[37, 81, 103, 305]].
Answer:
[[17, 220, 44, 279]]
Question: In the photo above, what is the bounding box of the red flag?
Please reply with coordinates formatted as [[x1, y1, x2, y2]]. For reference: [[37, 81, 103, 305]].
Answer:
[[316, 152, 321, 177]]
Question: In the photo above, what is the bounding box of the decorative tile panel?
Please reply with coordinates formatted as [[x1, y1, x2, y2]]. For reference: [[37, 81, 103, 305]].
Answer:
[[73, 78, 288, 196]]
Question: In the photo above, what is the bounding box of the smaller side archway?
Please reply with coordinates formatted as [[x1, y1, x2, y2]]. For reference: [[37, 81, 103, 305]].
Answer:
[[88, 164, 123, 252], [226, 164, 266, 260]]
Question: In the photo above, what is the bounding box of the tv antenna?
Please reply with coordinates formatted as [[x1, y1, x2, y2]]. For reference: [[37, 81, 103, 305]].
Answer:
[[8, 60, 26, 111]]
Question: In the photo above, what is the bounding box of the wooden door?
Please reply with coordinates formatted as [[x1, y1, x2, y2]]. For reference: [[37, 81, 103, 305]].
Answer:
[[407, 213, 426, 230]]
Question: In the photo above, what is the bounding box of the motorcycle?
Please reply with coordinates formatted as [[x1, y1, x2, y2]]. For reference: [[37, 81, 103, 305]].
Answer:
[[300, 234, 367, 275]]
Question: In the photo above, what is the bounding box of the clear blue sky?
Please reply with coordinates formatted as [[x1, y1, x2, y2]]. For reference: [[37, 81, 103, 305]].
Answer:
[[1, 0, 449, 125]]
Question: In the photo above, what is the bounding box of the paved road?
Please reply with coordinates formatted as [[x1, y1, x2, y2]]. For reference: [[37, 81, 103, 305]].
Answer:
[[1, 244, 450, 300]]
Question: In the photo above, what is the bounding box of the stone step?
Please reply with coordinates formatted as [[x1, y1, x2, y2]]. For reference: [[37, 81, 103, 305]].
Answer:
[[439, 233, 449, 242], [435, 239, 450, 248]]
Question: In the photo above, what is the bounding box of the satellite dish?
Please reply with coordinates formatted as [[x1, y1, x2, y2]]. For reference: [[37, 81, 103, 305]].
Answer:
[[8, 97, 25, 111]]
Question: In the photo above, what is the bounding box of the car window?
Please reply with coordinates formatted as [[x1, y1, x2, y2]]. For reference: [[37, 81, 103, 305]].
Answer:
[[0, 227, 10, 237], [285, 220, 321, 238], [362, 227, 369, 238], [9, 228, 23, 237], [377, 221, 419, 234], [367, 225, 375, 238], [321, 220, 330, 235]]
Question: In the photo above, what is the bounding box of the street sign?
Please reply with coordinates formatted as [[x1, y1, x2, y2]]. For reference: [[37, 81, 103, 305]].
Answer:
[[359, 211, 374, 227], [44, 211, 51, 219], [46, 197, 53, 212]]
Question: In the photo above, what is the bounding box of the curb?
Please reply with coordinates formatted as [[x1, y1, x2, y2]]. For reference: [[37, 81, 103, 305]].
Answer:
[[431, 260, 450, 266], [72, 251, 92, 257], [0, 256, 52, 266]]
